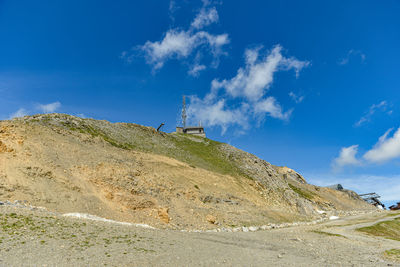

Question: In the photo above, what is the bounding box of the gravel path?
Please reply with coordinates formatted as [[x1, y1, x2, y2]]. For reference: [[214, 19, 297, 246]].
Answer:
[[0, 205, 399, 266]]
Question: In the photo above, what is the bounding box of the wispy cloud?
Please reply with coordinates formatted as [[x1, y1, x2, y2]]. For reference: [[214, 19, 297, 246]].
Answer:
[[122, 1, 229, 74], [76, 113, 87, 118], [37, 101, 61, 113], [289, 91, 305, 103], [8, 108, 28, 119], [7, 101, 62, 120], [338, 49, 366, 65], [168, 0, 180, 21], [191, 6, 219, 29], [354, 101, 390, 127], [188, 63, 206, 77], [187, 45, 310, 133]]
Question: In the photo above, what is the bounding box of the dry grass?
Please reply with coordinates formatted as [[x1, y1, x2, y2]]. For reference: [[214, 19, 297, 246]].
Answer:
[[288, 183, 315, 200], [385, 211, 400, 217], [0, 113, 375, 229], [24, 113, 247, 179], [384, 249, 400, 262], [357, 217, 400, 241]]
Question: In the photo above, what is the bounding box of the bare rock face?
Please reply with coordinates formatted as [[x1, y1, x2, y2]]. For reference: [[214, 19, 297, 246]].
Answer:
[[206, 214, 217, 224], [158, 208, 170, 224], [0, 141, 13, 153], [296, 198, 316, 215], [218, 143, 286, 190], [0, 114, 376, 230], [274, 166, 307, 184]]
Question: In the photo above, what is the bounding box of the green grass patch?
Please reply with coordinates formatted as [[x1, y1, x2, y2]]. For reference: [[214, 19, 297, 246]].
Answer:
[[357, 217, 400, 241], [385, 212, 400, 217], [288, 183, 315, 200], [25, 113, 256, 179], [384, 249, 400, 262], [65, 123, 134, 150], [169, 135, 246, 177]]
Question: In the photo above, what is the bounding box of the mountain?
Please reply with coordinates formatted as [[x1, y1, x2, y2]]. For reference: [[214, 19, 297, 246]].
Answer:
[[0, 113, 374, 229]]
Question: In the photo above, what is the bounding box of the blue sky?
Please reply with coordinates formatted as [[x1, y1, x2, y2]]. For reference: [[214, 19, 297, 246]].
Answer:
[[1, 0, 399, 206]]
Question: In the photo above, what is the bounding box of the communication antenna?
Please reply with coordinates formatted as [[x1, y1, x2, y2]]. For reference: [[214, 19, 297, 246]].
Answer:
[[182, 95, 187, 129]]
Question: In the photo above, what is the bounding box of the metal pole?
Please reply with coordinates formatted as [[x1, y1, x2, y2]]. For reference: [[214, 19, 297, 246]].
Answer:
[[182, 95, 187, 129]]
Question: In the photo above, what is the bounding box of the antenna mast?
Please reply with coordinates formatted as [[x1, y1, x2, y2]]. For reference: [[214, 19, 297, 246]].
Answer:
[[182, 95, 187, 129]]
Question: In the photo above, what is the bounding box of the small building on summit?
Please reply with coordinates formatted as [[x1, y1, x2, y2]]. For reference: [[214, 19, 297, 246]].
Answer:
[[176, 126, 206, 138], [176, 95, 206, 138]]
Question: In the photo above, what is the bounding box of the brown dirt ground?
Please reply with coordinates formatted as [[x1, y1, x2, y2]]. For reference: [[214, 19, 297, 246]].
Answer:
[[0, 118, 375, 230], [0, 205, 399, 266]]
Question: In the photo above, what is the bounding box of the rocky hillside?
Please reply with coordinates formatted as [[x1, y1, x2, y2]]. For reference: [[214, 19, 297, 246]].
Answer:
[[0, 114, 374, 229]]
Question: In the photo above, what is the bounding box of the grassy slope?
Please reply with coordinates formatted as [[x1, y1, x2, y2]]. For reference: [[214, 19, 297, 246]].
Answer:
[[384, 249, 400, 262], [356, 214, 400, 262], [24, 114, 248, 178], [11, 113, 374, 220], [357, 216, 400, 241]]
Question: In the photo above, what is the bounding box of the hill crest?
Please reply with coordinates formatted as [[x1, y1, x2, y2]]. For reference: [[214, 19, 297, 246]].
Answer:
[[0, 113, 374, 229]]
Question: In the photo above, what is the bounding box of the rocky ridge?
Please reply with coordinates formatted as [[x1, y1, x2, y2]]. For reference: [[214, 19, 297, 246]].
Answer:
[[0, 113, 375, 229]]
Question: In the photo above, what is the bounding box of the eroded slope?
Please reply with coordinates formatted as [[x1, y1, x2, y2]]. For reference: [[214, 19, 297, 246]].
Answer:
[[0, 114, 374, 229]]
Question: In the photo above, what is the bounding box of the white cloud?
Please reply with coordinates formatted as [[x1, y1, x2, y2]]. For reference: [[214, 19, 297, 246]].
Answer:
[[37, 101, 61, 113], [140, 30, 198, 70], [191, 6, 219, 29], [138, 30, 228, 71], [338, 49, 366, 65], [188, 63, 206, 77], [8, 108, 28, 119], [122, 1, 229, 73], [76, 113, 87, 118], [254, 97, 292, 120], [281, 56, 311, 78], [333, 126, 400, 169], [332, 145, 361, 170], [6, 101, 61, 120], [187, 97, 249, 134], [354, 101, 389, 127], [364, 127, 400, 163], [209, 45, 310, 102], [289, 91, 305, 103], [168, 0, 179, 21], [187, 45, 309, 133]]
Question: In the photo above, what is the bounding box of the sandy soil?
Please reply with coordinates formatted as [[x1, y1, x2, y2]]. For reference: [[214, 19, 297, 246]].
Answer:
[[0, 117, 374, 230], [0, 205, 399, 266]]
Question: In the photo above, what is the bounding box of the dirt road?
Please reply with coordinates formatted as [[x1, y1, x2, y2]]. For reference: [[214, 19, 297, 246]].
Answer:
[[0, 204, 399, 266]]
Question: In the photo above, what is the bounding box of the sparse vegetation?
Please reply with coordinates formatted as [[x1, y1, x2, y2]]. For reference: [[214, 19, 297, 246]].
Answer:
[[170, 134, 246, 177], [385, 212, 400, 217], [25, 113, 249, 178], [0, 210, 156, 254], [2, 113, 374, 232], [288, 183, 315, 200], [384, 249, 400, 262], [357, 217, 400, 241]]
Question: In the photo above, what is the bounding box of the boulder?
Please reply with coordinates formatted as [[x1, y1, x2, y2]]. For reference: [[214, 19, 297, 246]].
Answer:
[[158, 207, 170, 223]]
